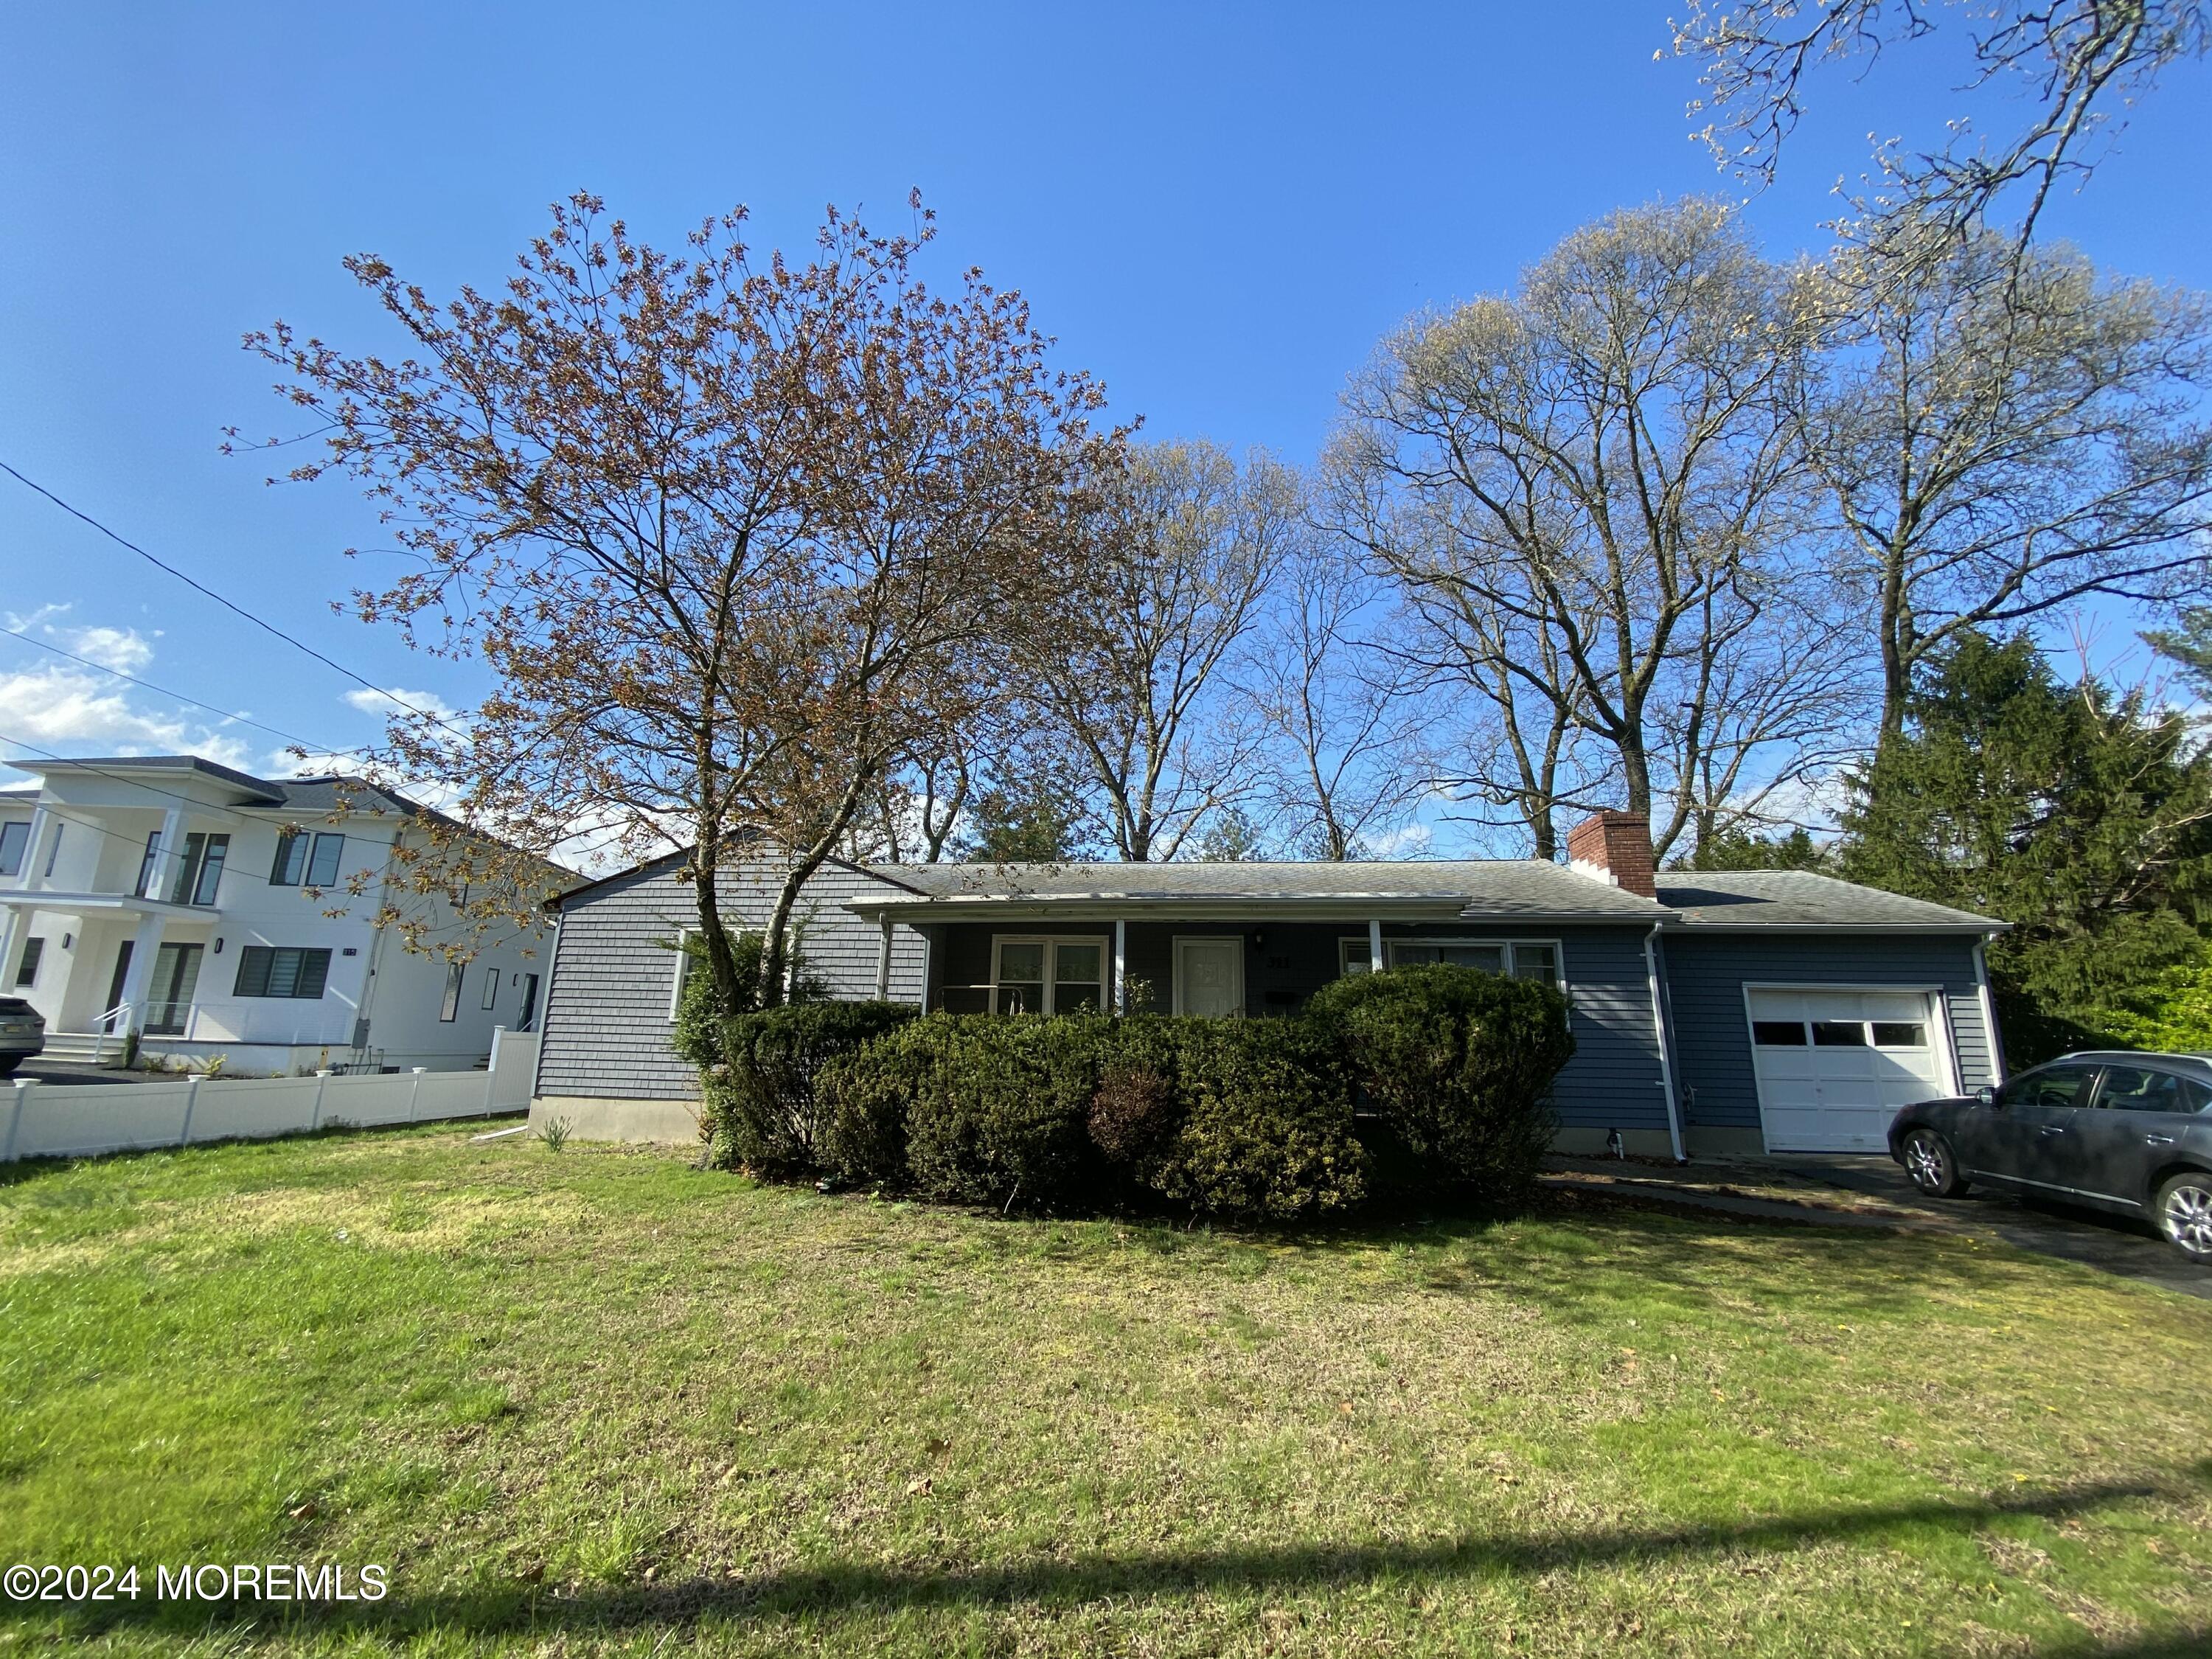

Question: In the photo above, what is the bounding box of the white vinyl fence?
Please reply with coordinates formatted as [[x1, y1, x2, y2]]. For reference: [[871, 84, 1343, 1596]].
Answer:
[[2, 1028, 539, 1163]]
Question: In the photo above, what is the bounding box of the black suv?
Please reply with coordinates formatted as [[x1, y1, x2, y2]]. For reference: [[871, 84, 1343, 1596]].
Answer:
[[1888, 1051, 2212, 1262], [0, 995, 44, 1077]]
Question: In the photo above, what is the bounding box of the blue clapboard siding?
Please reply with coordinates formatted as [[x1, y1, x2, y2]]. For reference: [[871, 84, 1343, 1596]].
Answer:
[[1542, 926, 1669, 1133], [1660, 933, 1997, 1133], [535, 857, 928, 1102]]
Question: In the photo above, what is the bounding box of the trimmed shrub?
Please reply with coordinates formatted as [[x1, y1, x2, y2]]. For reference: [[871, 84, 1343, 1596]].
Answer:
[[1304, 963, 1572, 1198], [671, 928, 829, 1071], [706, 1001, 917, 1176], [1148, 1019, 1366, 1221], [1088, 1064, 1180, 1174], [821, 1012, 1367, 1222], [896, 1015, 1113, 1209]]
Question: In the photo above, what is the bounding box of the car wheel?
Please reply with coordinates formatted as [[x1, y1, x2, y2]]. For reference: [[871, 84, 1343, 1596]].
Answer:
[[2153, 1171, 2212, 1263], [1900, 1128, 1969, 1198]]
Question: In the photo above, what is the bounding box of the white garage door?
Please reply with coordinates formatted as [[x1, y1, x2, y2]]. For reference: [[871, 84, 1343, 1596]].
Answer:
[[1747, 988, 1955, 1153]]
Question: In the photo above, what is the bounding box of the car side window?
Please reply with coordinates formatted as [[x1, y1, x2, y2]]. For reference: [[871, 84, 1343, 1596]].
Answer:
[[2098, 1065, 2212, 1114], [1997, 1066, 2096, 1110]]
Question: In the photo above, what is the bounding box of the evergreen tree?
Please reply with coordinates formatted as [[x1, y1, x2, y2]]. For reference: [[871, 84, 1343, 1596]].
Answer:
[[1839, 631, 2212, 1062], [1680, 825, 1829, 872]]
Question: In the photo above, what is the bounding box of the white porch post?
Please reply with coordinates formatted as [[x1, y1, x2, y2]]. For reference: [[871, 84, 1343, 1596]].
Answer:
[[13, 805, 50, 890], [1368, 917, 1384, 974], [1113, 919, 1127, 1014], [875, 916, 894, 1000], [142, 806, 184, 901], [115, 912, 167, 1035]]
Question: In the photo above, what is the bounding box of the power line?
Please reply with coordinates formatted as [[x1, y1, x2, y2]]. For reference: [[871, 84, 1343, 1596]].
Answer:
[[0, 457, 471, 743], [0, 627, 371, 762]]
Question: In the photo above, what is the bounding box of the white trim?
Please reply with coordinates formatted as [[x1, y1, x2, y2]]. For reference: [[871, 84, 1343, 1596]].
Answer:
[[1972, 939, 2006, 1083], [1113, 919, 1127, 1014], [1368, 918, 1384, 973], [1644, 925, 1686, 1164], [875, 915, 894, 1000], [667, 927, 693, 1022], [1172, 933, 1246, 1018], [989, 933, 1108, 1016], [1338, 934, 1373, 975]]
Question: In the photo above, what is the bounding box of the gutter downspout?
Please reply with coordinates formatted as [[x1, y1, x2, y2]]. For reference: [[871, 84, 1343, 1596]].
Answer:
[[1644, 923, 1687, 1165], [1972, 936, 2006, 1084], [532, 909, 563, 1101]]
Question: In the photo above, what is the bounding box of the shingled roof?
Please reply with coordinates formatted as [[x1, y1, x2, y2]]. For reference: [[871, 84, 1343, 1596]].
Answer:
[[1653, 870, 2004, 933]]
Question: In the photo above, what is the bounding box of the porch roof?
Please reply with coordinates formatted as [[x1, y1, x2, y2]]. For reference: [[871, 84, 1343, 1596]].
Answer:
[[843, 858, 1677, 925]]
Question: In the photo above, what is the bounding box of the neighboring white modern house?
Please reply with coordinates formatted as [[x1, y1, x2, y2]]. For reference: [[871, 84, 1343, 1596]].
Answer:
[[0, 755, 563, 1075]]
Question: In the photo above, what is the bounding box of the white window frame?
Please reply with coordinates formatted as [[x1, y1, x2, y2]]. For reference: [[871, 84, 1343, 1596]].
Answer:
[[1339, 935, 1568, 989], [1171, 933, 1247, 1018], [1338, 936, 1373, 976], [990, 934, 1107, 1016]]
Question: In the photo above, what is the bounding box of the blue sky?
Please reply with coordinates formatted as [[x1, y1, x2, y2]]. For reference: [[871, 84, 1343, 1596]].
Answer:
[[2, 1, 2208, 800]]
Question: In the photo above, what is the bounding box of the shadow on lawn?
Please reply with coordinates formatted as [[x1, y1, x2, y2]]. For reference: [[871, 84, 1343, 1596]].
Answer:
[[41, 1466, 2210, 1642]]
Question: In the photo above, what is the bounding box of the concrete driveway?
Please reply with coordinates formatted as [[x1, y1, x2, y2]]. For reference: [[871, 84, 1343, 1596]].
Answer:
[[1767, 1152, 2212, 1300], [1543, 1151, 2212, 1301]]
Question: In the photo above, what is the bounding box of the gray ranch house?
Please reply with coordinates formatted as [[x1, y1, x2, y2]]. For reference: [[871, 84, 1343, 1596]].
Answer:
[[529, 812, 2007, 1159]]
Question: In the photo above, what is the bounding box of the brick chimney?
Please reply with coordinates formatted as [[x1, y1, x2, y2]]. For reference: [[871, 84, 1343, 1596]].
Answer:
[[1566, 810, 1656, 899]]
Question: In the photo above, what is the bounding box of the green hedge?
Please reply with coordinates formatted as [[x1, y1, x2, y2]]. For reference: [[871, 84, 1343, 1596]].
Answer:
[[712, 962, 1571, 1220], [1305, 962, 1572, 1199], [817, 1013, 1368, 1222], [704, 1001, 918, 1177]]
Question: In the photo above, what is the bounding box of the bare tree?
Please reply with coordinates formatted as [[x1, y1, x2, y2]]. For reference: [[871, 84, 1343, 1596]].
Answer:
[[1798, 226, 2212, 740], [1026, 439, 1294, 861], [1239, 522, 1430, 859], [1336, 200, 1848, 860], [1675, 0, 2209, 255], [249, 192, 1108, 1008]]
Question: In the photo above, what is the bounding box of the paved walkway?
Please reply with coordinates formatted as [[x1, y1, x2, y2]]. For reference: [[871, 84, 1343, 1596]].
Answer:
[[1540, 1152, 2212, 1301], [8, 1058, 164, 1087]]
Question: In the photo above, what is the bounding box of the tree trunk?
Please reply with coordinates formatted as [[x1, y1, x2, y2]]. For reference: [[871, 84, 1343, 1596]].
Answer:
[[690, 801, 741, 1015]]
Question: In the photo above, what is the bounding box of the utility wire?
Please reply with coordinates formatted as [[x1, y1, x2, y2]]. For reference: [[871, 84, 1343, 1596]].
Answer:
[[0, 627, 372, 762], [0, 731, 403, 837], [0, 457, 472, 743]]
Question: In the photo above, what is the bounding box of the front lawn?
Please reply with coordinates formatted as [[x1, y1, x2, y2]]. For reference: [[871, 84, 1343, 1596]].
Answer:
[[2, 1127, 2208, 1657]]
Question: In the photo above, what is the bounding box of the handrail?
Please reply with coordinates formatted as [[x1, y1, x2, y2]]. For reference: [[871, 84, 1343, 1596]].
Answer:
[[90, 1002, 132, 1065]]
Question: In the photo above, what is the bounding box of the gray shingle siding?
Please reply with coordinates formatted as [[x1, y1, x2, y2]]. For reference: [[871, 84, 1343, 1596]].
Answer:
[[535, 858, 928, 1102], [1661, 933, 1998, 1134]]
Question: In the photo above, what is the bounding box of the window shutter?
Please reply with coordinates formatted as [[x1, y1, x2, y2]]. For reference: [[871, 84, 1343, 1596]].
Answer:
[[234, 947, 272, 998], [296, 950, 331, 999]]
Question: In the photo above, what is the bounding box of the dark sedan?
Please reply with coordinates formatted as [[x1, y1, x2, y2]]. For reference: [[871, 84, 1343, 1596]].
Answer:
[[1888, 1051, 2212, 1261]]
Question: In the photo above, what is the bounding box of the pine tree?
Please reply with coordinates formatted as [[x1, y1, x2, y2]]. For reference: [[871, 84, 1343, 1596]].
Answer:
[[1839, 631, 2212, 1062]]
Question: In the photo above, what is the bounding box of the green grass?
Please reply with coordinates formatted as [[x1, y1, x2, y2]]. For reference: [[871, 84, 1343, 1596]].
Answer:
[[2, 1127, 2209, 1657]]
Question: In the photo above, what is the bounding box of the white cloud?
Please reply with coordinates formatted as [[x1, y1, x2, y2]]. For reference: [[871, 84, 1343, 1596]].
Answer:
[[0, 661, 251, 771], [343, 686, 460, 723], [61, 625, 156, 674]]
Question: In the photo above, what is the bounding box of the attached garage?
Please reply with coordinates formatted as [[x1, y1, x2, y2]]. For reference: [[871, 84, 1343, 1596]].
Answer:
[[1652, 873, 2006, 1158], [1744, 986, 1959, 1152]]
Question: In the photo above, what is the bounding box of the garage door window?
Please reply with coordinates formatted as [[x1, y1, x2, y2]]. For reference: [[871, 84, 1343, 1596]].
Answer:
[[1745, 987, 1957, 1153], [1760, 1017, 1931, 1048]]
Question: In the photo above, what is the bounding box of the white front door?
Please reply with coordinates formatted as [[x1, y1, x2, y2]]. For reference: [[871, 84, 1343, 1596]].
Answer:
[[1747, 988, 1955, 1152], [1175, 938, 1244, 1019]]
